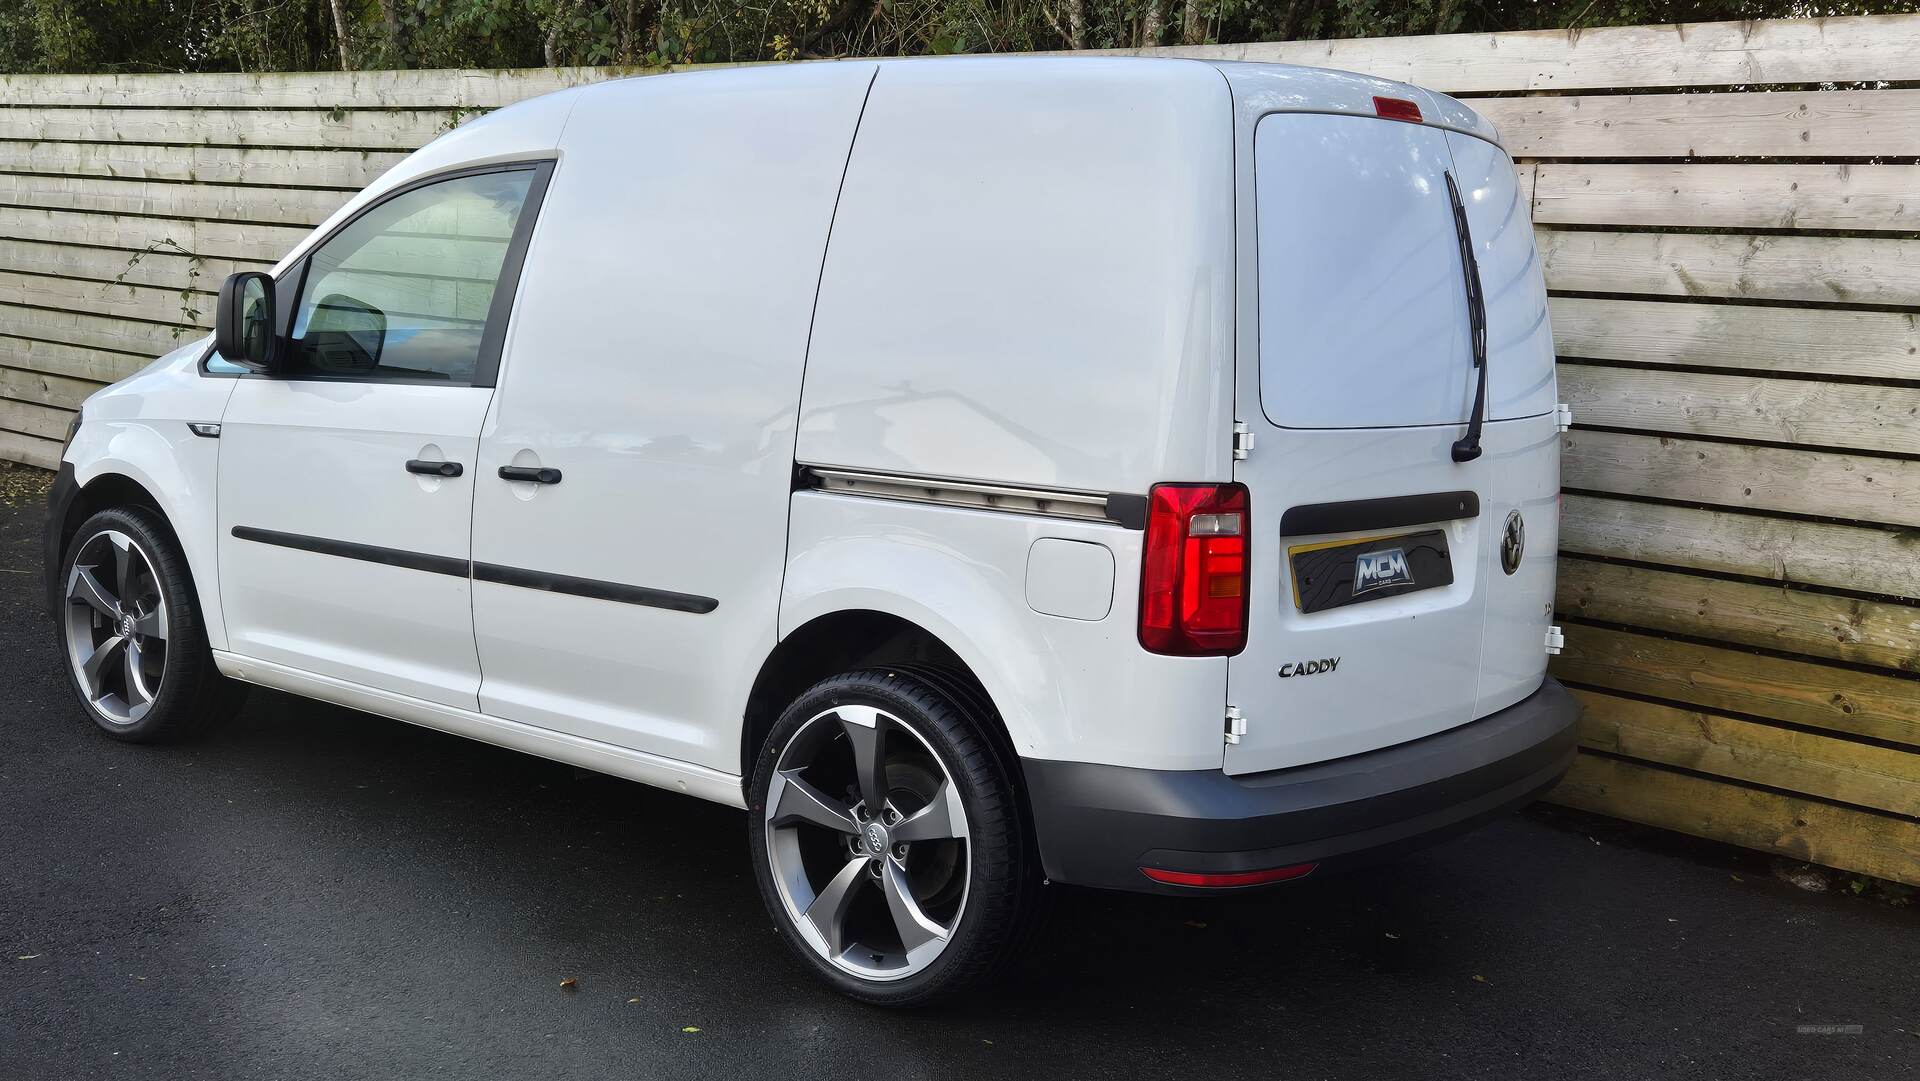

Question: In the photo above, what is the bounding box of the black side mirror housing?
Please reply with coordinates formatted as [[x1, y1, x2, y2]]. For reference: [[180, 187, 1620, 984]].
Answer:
[[214, 271, 280, 373]]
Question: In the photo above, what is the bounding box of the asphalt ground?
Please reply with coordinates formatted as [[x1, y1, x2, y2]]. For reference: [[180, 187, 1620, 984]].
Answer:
[[1, 464, 1914, 1080]]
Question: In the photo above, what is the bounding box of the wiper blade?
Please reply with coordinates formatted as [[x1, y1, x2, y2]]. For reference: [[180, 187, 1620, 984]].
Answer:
[[1444, 170, 1487, 464]]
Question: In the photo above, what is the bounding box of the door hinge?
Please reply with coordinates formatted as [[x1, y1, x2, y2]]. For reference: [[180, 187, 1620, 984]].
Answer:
[[1224, 704, 1247, 745], [1555, 403, 1574, 432], [1545, 625, 1565, 655], [1232, 421, 1254, 460]]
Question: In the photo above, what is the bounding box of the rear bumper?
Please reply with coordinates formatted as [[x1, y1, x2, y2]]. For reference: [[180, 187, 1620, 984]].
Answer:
[[1024, 677, 1581, 894]]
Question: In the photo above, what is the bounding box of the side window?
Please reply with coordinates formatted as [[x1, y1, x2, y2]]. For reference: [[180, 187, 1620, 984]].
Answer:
[[284, 169, 536, 385]]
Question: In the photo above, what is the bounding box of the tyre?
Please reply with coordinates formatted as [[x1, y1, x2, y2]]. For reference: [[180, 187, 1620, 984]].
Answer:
[[56, 505, 244, 743], [747, 668, 1038, 1006]]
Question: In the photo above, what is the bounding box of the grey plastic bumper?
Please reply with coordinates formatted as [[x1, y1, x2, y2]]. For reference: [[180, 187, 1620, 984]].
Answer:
[[1024, 677, 1582, 893]]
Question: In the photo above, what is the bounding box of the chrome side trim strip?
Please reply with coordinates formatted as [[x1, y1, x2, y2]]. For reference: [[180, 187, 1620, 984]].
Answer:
[[800, 466, 1144, 529]]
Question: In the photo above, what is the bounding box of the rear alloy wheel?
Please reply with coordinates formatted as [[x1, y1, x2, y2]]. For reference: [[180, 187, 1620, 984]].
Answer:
[[749, 670, 1036, 1005], [59, 506, 242, 743]]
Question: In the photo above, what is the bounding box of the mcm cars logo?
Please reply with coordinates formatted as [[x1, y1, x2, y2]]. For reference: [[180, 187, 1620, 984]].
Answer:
[[1353, 547, 1414, 595]]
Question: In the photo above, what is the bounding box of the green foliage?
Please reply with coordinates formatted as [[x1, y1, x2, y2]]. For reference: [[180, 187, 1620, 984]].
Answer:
[[3, 0, 1917, 74], [115, 238, 203, 338]]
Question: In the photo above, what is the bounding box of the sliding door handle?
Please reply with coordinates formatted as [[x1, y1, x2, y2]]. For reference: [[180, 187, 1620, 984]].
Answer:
[[406, 459, 463, 478], [498, 465, 562, 485]]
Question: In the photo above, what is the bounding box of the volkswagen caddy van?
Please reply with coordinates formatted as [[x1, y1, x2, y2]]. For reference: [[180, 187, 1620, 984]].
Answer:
[[45, 57, 1580, 1004]]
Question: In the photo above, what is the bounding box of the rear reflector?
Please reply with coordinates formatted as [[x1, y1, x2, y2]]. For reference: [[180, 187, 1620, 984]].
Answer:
[[1372, 95, 1423, 123], [1138, 483, 1250, 656], [1141, 863, 1318, 888]]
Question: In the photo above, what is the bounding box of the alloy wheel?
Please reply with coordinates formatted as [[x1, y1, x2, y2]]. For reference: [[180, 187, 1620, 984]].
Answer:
[[763, 704, 972, 982], [63, 529, 169, 726]]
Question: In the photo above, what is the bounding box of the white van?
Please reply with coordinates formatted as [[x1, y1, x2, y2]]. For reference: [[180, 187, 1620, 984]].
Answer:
[[45, 57, 1580, 1004]]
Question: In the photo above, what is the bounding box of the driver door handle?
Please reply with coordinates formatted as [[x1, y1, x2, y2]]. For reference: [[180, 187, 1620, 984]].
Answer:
[[498, 465, 562, 485], [405, 459, 463, 478]]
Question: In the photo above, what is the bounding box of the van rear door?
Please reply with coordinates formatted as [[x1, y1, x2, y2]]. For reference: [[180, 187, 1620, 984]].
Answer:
[[1442, 129, 1562, 720], [1224, 111, 1499, 774]]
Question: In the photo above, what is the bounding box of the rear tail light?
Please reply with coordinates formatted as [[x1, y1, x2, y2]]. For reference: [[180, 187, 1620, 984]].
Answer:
[[1372, 95, 1423, 123], [1138, 482, 1249, 656]]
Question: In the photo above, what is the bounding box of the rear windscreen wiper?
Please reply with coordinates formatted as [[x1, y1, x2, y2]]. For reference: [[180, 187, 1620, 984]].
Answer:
[[1444, 170, 1487, 463]]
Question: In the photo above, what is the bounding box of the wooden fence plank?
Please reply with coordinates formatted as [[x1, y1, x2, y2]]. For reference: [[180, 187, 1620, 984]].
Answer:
[[1560, 494, 1920, 602], [0, 366, 103, 411], [0, 238, 252, 294], [0, 429, 61, 470], [1478, 89, 1920, 159], [0, 206, 308, 264], [1557, 558, 1920, 673], [1547, 754, 1920, 887], [1532, 163, 1920, 232], [0, 398, 75, 441], [1538, 228, 1920, 308], [0, 140, 399, 190], [0, 304, 196, 357], [1573, 689, 1920, 816], [0, 270, 206, 329], [0, 173, 349, 228], [0, 337, 153, 384], [1558, 364, 1920, 456], [0, 107, 458, 151], [0, 67, 615, 109], [1121, 15, 1920, 93], [1561, 430, 1920, 528], [1550, 297, 1920, 383], [1551, 623, 1920, 747]]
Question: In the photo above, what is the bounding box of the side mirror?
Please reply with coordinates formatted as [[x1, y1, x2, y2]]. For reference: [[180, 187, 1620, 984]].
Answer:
[[214, 271, 279, 373]]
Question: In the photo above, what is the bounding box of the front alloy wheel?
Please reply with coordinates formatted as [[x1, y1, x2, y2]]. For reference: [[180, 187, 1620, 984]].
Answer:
[[749, 670, 1037, 1005], [58, 506, 242, 743], [63, 528, 169, 726]]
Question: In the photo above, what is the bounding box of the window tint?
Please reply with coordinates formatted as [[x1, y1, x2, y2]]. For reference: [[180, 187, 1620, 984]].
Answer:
[[284, 170, 535, 384]]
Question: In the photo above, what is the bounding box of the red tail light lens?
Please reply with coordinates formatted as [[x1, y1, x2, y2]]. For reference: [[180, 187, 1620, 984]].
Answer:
[[1138, 482, 1250, 656], [1372, 95, 1423, 123], [1141, 863, 1317, 888]]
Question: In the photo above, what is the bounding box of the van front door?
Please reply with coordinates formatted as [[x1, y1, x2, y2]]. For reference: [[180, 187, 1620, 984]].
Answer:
[[217, 165, 548, 709]]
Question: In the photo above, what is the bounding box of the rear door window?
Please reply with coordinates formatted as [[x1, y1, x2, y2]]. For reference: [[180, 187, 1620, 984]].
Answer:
[[1444, 131, 1558, 422], [1254, 113, 1474, 429]]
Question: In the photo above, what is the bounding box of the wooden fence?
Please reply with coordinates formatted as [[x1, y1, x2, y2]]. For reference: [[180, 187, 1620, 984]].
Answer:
[[2, 16, 1916, 884]]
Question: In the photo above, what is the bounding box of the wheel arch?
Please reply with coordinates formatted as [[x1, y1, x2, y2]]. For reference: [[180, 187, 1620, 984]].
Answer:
[[740, 609, 1026, 799], [64, 421, 228, 650]]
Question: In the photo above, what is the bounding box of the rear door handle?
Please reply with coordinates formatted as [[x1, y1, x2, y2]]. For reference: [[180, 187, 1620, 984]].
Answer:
[[406, 459, 463, 478], [498, 465, 562, 485]]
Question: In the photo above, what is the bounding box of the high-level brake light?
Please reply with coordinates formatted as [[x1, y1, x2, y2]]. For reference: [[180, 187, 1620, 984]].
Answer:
[[1372, 96, 1423, 123]]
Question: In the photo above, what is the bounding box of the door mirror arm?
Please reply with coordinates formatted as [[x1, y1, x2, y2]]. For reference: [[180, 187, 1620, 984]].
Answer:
[[214, 271, 283, 374]]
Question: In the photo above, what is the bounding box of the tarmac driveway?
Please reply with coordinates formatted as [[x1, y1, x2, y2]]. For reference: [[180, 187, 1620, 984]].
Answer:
[[1, 468, 1913, 1080]]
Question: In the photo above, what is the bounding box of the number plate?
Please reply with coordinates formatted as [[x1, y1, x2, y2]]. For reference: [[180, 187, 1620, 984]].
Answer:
[[1288, 530, 1453, 613]]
